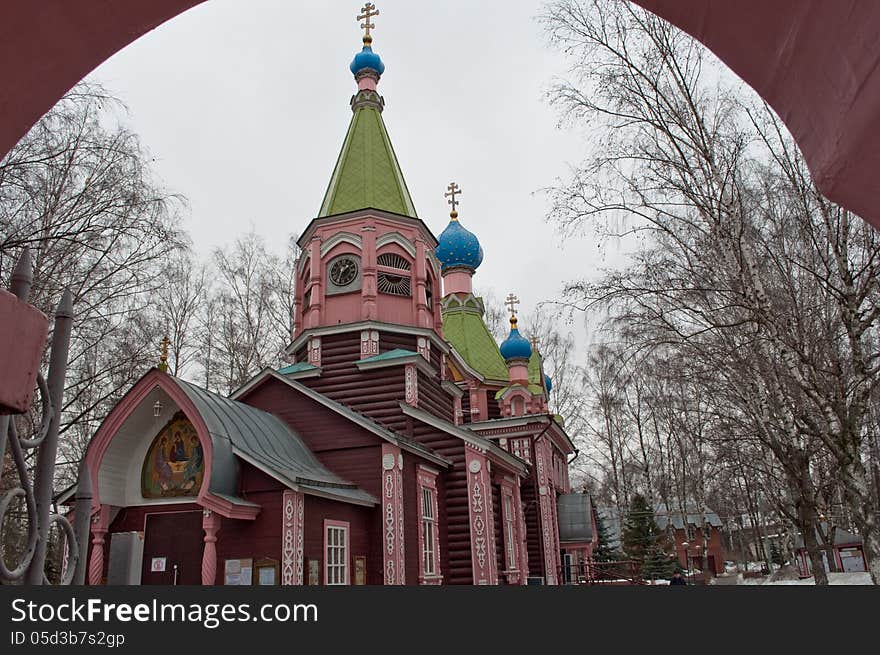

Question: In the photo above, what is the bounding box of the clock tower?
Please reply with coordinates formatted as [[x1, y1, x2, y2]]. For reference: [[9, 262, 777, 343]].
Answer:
[[290, 12, 443, 363]]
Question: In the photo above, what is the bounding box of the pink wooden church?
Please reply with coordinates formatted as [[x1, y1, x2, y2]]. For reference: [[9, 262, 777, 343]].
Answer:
[[77, 7, 591, 586]]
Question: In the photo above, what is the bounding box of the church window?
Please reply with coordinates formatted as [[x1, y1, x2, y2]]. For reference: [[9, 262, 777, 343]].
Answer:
[[377, 252, 411, 270], [324, 521, 349, 585], [504, 494, 517, 571], [511, 438, 531, 464], [421, 487, 437, 576], [418, 468, 441, 582], [377, 272, 411, 296], [425, 276, 433, 310], [377, 252, 412, 297]]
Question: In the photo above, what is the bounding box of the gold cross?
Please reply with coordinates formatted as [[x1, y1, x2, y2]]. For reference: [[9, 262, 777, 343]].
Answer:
[[358, 3, 379, 39], [445, 182, 462, 214], [505, 293, 520, 316], [529, 335, 540, 350]]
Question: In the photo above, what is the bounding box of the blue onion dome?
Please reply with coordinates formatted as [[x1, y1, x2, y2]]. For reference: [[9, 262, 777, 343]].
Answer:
[[500, 316, 533, 362], [544, 373, 553, 393], [435, 214, 484, 272], [350, 38, 385, 76]]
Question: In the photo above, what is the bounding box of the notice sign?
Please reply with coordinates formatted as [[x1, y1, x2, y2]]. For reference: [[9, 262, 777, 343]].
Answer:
[[224, 558, 253, 585], [151, 557, 166, 573]]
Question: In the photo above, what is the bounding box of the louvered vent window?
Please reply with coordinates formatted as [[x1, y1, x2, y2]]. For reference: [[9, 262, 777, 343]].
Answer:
[[377, 272, 411, 296], [377, 253, 411, 270], [377, 252, 412, 296]]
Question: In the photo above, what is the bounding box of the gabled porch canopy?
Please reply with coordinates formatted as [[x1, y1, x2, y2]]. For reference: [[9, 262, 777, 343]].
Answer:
[[84, 369, 376, 521]]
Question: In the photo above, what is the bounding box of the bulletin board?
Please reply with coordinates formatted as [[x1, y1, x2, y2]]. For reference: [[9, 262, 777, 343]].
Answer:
[[224, 558, 253, 585]]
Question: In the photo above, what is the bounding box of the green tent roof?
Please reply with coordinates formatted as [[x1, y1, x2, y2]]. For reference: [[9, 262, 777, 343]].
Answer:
[[443, 309, 510, 382], [278, 362, 319, 375], [318, 103, 417, 218], [528, 350, 544, 386], [358, 348, 418, 363]]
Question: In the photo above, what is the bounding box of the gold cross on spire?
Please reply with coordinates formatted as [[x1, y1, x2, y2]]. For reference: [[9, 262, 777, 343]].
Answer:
[[158, 335, 170, 373], [529, 335, 540, 350], [358, 3, 379, 41], [505, 293, 520, 316], [445, 182, 462, 218]]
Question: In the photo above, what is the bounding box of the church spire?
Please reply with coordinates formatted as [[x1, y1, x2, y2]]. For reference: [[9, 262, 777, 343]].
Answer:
[[318, 4, 417, 218]]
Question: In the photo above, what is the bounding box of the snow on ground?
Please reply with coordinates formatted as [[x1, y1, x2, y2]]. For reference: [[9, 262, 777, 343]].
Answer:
[[738, 572, 872, 585]]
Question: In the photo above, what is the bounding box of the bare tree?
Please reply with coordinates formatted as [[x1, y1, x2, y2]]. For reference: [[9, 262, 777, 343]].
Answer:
[[199, 230, 297, 394], [0, 82, 185, 492], [541, 0, 880, 583]]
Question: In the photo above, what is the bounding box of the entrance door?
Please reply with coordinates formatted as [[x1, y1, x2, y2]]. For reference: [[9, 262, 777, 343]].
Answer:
[[141, 511, 204, 585], [563, 553, 574, 584]]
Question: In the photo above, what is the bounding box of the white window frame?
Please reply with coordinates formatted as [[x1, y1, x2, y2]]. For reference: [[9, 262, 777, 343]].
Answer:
[[417, 467, 442, 583], [504, 493, 517, 571], [324, 520, 350, 585]]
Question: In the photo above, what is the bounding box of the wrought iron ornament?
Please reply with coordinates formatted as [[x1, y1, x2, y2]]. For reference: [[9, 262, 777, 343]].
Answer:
[[0, 247, 86, 585]]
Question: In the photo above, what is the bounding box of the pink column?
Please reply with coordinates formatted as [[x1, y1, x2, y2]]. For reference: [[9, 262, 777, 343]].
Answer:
[[414, 238, 429, 327], [382, 443, 405, 585], [453, 395, 463, 426], [499, 477, 518, 585], [282, 489, 305, 585], [514, 476, 529, 582], [292, 261, 303, 340], [536, 438, 559, 585], [465, 445, 499, 585], [361, 224, 377, 321], [87, 505, 110, 586], [201, 509, 222, 585], [306, 236, 323, 328]]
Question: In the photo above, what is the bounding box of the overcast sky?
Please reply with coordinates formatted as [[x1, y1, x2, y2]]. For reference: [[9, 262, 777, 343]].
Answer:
[[87, 0, 626, 348]]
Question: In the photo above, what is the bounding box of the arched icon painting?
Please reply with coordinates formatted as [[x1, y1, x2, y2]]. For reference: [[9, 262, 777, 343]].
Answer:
[[141, 412, 204, 498]]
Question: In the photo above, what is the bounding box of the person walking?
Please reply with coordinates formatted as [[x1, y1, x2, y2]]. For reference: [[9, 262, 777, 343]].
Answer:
[[669, 570, 687, 585]]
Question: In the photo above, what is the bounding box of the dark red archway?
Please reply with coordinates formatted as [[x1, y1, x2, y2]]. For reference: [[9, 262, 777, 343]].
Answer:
[[632, 0, 880, 229], [3, 2, 880, 228], [0, 1, 205, 159]]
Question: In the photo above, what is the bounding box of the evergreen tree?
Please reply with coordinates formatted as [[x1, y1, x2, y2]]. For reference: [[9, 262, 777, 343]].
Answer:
[[593, 508, 623, 562], [622, 495, 674, 579], [770, 540, 785, 567]]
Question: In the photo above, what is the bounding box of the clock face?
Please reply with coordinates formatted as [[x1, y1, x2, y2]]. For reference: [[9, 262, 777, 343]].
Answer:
[[329, 257, 359, 287]]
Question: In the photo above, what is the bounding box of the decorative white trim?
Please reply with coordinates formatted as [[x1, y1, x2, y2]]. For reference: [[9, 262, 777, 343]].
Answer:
[[360, 330, 380, 358], [320, 232, 363, 257], [307, 336, 321, 367], [282, 490, 305, 585], [382, 444, 406, 585], [376, 231, 416, 258], [466, 447, 498, 585], [417, 337, 431, 361], [404, 364, 419, 406]]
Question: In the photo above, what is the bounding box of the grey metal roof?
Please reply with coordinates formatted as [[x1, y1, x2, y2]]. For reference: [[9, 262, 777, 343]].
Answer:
[[557, 494, 594, 544], [794, 524, 863, 549], [654, 502, 723, 531], [173, 377, 376, 506]]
